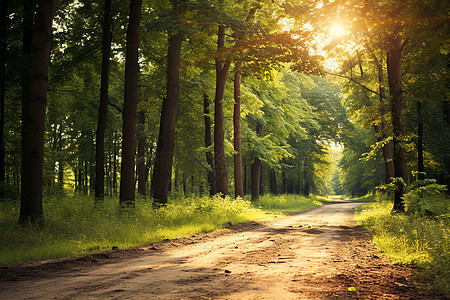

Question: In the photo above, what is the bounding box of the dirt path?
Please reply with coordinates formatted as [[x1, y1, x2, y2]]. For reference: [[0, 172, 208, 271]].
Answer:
[[0, 201, 442, 299]]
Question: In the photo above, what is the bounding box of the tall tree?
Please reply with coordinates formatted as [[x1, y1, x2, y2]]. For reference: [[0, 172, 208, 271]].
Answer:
[[372, 52, 395, 183], [251, 123, 262, 201], [150, 0, 184, 205], [214, 24, 231, 196], [95, 0, 113, 203], [0, 0, 7, 182], [387, 31, 406, 213], [137, 108, 146, 196], [19, 0, 56, 223], [119, 0, 142, 207], [204, 93, 215, 196], [233, 63, 244, 198]]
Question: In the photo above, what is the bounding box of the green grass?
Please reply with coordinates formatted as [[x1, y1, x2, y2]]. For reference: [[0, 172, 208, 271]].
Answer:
[[355, 196, 450, 297], [0, 193, 320, 266], [252, 194, 322, 212], [348, 193, 377, 202]]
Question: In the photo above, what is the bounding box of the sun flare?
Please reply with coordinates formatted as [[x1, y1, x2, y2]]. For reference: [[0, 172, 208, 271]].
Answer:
[[329, 24, 346, 37]]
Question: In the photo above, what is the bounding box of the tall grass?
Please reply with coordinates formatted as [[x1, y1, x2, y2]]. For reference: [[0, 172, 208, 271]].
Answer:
[[253, 194, 322, 212], [0, 194, 320, 266], [355, 196, 450, 297]]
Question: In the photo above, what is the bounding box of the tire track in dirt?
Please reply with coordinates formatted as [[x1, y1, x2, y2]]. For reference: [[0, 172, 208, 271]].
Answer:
[[0, 202, 443, 299]]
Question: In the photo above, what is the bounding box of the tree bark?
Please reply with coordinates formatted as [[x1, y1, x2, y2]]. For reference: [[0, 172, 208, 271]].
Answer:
[[251, 123, 262, 201], [269, 169, 278, 194], [387, 34, 406, 213], [251, 158, 261, 201], [204, 93, 215, 196], [19, 0, 56, 223], [150, 1, 183, 205], [214, 25, 231, 196], [374, 55, 395, 182], [137, 110, 146, 196], [373, 124, 395, 182], [95, 0, 112, 203], [119, 0, 142, 208], [303, 160, 310, 196], [0, 0, 7, 182], [233, 63, 244, 198]]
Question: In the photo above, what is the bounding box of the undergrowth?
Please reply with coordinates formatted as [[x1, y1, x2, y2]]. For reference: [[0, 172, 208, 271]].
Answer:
[[355, 194, 449, 297], [253, 194, 323, 212], [0, 193, 319, 266]]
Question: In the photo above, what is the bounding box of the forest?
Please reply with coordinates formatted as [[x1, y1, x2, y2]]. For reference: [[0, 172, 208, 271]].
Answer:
[[1, 0, 449, 252], [0, 0, 449, 297]]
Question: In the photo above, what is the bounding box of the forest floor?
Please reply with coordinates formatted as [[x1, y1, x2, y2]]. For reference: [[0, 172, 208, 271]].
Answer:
[[0, 200, 444, 299]]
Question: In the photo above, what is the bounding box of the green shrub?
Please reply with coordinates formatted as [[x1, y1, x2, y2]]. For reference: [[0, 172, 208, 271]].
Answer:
[[403, 179, 448, 216]]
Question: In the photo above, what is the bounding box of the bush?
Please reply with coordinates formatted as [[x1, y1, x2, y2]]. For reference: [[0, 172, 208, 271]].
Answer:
[[403, 179, 448, 216]]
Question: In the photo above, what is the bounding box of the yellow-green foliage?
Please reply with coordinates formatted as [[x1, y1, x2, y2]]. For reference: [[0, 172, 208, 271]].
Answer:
[[355, 198, 450, 297]]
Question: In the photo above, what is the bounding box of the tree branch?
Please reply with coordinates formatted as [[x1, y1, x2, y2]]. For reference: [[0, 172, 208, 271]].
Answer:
[[325, 71, 387, 99], [108, 102, 123, 113]]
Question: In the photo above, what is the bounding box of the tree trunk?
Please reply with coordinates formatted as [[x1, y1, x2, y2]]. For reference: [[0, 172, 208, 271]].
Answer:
[[243, 164, 247, 195], [373, 124, 395, 182], [214, 25, 231, 196], [281, 171, 286, 194], [374, 55, 395, 183], [84, 160, 88, 194], [269, 169, 278, 194], [204, 93, 215, 196], [137, 110, 146, 196], [107, 144, 112, 195], [0, 0, 6, 182], [113, 136, 118, 195], [417, 101, 424, 180], [150, 2, 183, 205], [233, 63, 244, 198], [94, 0, 112, 203], [119, 0, 142, 208], [387, 34, 406, 213], [303, 160, 310, 196], [19, 0, 56, 223], [259, 164, 264, 196], [251, 123, 262, 201], [251, 158, 261, 201]]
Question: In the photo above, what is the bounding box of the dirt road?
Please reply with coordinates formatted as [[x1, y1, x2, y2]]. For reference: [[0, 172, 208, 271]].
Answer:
[[0, 201, 441, 299]]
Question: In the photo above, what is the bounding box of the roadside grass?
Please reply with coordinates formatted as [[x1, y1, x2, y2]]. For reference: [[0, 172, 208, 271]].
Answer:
[[348, 193, 377, 202], [252, 194, 323, 212], [355, 196, 450, 297], [0, 193, 320, 266]]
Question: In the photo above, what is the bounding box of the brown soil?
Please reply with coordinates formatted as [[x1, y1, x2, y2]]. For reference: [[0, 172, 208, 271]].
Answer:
[[0, 201, 444, 299]]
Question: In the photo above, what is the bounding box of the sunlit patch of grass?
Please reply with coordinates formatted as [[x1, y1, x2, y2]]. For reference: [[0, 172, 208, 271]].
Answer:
[[348, 193, 377, 202], [355, 198, 450, 297], [0, 194, 304, 266], [253, 194, 322, 212]]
